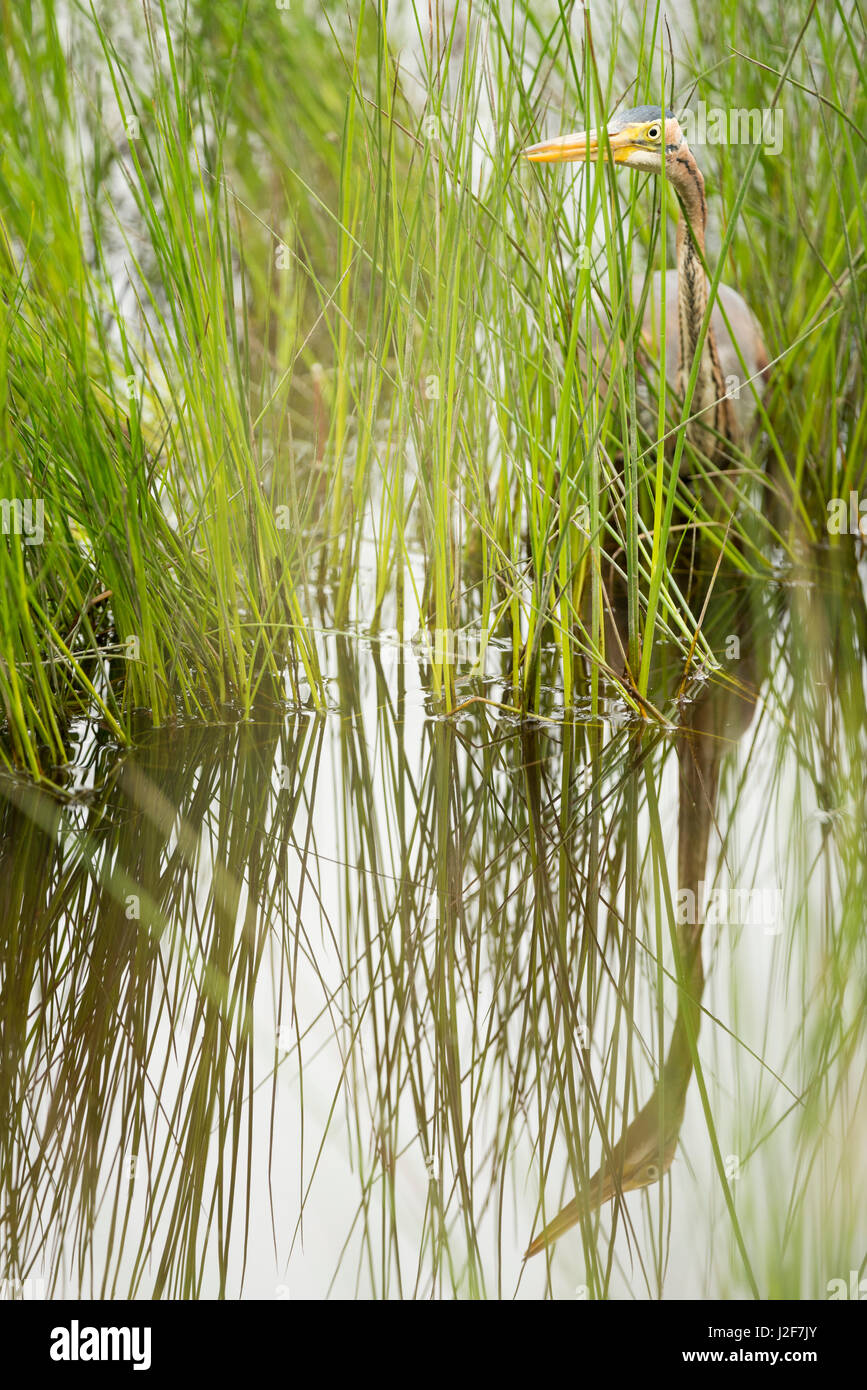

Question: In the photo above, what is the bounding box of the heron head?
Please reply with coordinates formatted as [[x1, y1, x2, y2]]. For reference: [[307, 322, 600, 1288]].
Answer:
[[524, 1074, 688, 1258], [523, 105, 687, 176], [583, 1105, 681, 1208]]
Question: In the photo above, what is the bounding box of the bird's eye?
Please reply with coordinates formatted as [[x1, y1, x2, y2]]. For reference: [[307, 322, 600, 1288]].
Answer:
[[645, 1164, 659, 1180], [646, 125, 660, 141]]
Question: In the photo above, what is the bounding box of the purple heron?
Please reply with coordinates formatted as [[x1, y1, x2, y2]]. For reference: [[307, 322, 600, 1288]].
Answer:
[[524, 602, 759, 1259], [524, 1005, 698, 1257], [523, 106, 770, 459], [520, 107, 767, 1260]]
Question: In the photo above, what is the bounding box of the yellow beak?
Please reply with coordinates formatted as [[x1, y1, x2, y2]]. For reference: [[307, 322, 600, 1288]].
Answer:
[[522, 126, 637, 164], [524, 1164, 620, 1259]]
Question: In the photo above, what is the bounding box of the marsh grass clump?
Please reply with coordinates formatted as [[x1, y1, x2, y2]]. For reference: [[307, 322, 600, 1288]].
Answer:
[[1, 1, 864, 778]]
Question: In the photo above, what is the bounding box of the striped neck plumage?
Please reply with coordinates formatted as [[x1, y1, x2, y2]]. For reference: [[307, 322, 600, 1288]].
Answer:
[[669, 143, 733, 451]]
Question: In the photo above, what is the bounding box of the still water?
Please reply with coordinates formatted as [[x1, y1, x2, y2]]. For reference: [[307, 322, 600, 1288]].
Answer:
[[2, 548, 865, 1298]]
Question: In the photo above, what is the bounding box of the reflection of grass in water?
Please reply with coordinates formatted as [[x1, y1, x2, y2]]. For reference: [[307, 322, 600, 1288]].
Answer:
[[1, 2, 865, 775], [1, 554, 865, 1297], [0, 720, 321, 1296], [724, 554, 867, 1299]]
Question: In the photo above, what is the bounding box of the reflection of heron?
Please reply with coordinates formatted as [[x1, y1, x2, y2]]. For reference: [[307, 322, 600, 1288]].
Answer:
[[525, 598, 759, 1259], [524, 971, 700, 1256], [524, 107, 769, 458]]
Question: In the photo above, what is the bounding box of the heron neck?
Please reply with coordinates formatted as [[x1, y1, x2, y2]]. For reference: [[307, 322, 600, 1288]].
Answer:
[[671, 150, 732, 446]]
